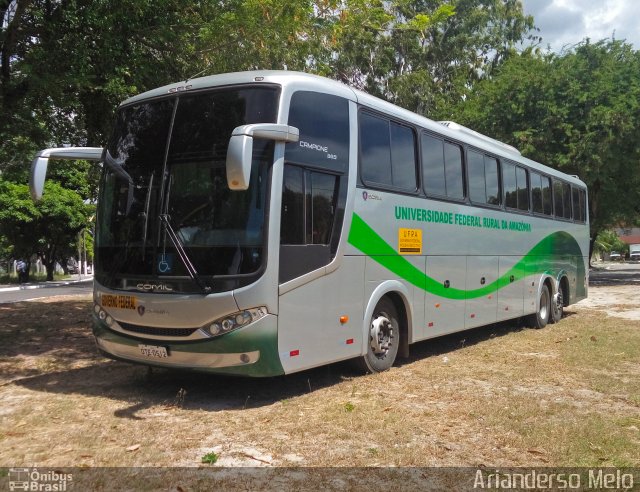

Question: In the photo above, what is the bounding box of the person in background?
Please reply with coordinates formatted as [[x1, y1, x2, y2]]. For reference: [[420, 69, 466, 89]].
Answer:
[[16, 259, 27, 284]]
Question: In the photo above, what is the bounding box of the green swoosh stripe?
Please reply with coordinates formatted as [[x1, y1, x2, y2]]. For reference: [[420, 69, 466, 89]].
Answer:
[[347, 213, 585, 300]]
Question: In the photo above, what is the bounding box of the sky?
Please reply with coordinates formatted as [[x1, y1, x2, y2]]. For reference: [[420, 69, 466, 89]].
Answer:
[[521, 0, 640, 51]]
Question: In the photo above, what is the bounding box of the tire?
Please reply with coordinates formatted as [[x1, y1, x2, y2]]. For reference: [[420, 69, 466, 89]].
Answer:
[[549, 283, 564, 324], [528, 283, 551, 329], [357, 297, 400, 373]]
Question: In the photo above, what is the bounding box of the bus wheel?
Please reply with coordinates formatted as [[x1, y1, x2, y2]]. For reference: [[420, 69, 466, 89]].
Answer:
[[550, 285, 564, 324], [358, 297, 400, 373], [529, 284, 551, 329]]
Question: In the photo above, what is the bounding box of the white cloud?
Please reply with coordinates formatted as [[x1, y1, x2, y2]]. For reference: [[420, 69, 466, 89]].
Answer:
[[521, 0, 639, 51]]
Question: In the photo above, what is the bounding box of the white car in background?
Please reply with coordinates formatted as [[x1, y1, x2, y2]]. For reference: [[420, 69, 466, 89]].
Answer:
[[609, 251, 623, 261]]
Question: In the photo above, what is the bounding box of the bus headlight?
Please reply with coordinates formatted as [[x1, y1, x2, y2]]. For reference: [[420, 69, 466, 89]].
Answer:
[[204, 307, 268, 337]]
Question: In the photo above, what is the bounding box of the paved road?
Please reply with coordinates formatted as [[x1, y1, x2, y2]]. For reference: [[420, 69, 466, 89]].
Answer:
[[589, 262, 640, 286], [0, 279, 93, 304]]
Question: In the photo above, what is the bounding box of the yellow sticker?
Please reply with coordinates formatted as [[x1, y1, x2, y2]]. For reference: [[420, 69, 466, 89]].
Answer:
[[101, 294, 137, 310], [398, 228, 422, 254]]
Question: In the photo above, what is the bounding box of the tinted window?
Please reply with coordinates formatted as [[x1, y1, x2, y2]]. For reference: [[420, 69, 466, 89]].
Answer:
[[281, 165, 338, 246], [562, 182, 572, 219], [541, 176, 552, 215], [310, 173, 338, 244], [553, 179, 563, 218], [421, 133, 446, 195], [360, 113, 417, 191], [553, 179, 572, 219], [516, 166, 529, 211], [286, 91, 349, 172], [98, 87, 279, 288], [444, 142, 464, 199], [281, 166, 305, 244], [360, 113, 392, 185], [531, 172, 543, 213], [485, 156, 500, 205], [468, 150, 486, 203], [532, 173, 552, 216], [390, 122, 417, 190], [503, 161, 517, 209], [468, 151, 499, 205], [580, 189, 587, 222], [572, 187, 581, 222]]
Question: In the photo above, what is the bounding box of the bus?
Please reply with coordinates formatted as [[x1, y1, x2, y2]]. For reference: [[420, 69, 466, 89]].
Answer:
[[30, 71, 589, 376]]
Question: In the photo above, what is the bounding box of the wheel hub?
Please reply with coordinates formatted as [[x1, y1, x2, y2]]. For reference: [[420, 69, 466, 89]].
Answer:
[[370, 315, 393, 355]]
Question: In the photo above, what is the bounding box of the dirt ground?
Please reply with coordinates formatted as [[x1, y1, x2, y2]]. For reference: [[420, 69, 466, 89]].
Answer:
[[0, 273, 639, 481]]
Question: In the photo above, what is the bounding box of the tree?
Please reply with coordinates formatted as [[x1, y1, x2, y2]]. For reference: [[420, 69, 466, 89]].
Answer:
[[453, 40, 640, 258], [0, 178, 92, 280], [1, 0, 208, 268], [326, 0, 536, 116]]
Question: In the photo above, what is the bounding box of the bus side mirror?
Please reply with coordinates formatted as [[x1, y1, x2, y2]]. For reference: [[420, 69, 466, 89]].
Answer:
[[30, 147, 104, 200], [226, 124, 299, 190]]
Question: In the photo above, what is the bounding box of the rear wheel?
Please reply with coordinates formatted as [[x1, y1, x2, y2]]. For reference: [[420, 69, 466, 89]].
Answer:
[[357, 297, 400, 373], [550, 284, 564, 324], [528, 284, 551, 329]]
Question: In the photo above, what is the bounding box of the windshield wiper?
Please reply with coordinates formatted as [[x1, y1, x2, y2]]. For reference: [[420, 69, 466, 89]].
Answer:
[[159, 214, 212, 294]]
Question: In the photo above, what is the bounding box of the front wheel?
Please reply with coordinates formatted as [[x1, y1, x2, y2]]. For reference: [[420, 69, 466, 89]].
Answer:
[[528, 284, 551, 329], [357, 297, 400, 373]]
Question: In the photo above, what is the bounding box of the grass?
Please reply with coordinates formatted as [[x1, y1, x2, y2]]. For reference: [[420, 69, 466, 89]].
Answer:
[[0, 272, 72, 284], [0, 290, 638, 473]]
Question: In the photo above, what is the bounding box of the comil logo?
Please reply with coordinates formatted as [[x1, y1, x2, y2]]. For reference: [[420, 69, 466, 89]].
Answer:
[[136, 283, 173, 292], [362, 191, 382, 201], [8, 468, 73, 491]]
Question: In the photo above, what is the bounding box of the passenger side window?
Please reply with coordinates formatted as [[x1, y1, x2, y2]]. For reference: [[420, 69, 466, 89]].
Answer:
[[359, 112, 417, 191], [579, 189, 587, 222], [421, 133, 445, 196], [562, 182, 572, 219], [444, 142, 465, 200], [553, 179, 573, 219], [503, 161, 529, 211], [553, 179, 563, 218], [541, 175, 552, 215], [468, 150, 500, 206], [420, 133, 464, 200]]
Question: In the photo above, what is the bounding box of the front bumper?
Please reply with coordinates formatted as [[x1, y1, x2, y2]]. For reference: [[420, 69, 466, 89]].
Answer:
[[92, 313, 284, 377]]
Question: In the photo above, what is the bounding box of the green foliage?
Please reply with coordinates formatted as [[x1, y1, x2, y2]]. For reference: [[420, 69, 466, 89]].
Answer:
[[0, 177, 92, 279], [201, 451, 219, 464], [454, 40, 640, 243], [326, 0, 535, 116], [593, 230, 629, 257]]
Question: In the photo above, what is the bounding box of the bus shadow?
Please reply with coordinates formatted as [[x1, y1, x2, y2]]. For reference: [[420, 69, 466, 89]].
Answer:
[[6, 298, 580, 419], [13, 357, 358, 417], [12, 318, 542, 418], [397, 318, 530, 366]]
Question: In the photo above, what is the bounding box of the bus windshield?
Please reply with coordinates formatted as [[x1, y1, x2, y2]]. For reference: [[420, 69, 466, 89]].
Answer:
[[95, 86, 279, 293]]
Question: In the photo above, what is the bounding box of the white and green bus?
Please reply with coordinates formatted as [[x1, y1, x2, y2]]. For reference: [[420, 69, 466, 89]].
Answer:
[[30, 71, 589, 376]]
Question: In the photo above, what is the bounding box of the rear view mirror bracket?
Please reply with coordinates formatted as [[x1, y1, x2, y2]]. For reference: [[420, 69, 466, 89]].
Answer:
[[226, 124, 299, 190]]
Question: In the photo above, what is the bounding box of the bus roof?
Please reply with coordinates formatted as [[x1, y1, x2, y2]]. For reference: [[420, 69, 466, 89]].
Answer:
[[122, 70, 587, 189]]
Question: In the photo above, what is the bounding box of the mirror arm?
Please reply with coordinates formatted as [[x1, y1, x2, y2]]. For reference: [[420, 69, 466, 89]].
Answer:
[[226, 124, 299, 191], [30, 147, 104, 200]]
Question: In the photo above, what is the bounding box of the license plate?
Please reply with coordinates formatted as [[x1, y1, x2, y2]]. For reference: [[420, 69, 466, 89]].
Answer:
[[138, 344, 169, 358], [101, 294, 137, 310]]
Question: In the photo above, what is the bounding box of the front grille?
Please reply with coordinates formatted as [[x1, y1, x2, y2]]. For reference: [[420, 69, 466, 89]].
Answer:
[[119, 321, 199, 338]]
